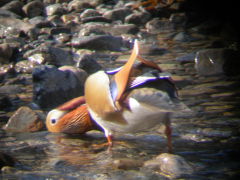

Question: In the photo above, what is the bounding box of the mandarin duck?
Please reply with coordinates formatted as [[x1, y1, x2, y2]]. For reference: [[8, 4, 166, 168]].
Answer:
[[84, 40, 187, 152], [46, 96, 101, 134]]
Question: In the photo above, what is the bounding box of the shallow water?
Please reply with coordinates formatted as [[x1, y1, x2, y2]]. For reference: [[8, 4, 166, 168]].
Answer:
[[1, 31, 240, 179]]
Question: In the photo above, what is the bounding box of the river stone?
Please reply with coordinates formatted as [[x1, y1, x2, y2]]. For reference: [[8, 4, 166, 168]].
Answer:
[[146, 18, 174, 34], [45, 3, 66, 16], [76, 54, 103, 74], [22, 0, 44, 18], [125, 11, 151, 25], [3, 106, 45, 132], [80, 9, 101, 18], [144, 153, 194, 178], [103, 7, 132, 22], [71, 35, 126, 51], [0, 17, 34, 34], [0, 151, 16, 169], [1, 0, 24, 17], [68, 0, 94, 12], [0, 43, 13, 64], [195, 48, 240, 76], [0, 9, 20, 19], [32, 65, 87, 109], [113, 158, 144, 170]]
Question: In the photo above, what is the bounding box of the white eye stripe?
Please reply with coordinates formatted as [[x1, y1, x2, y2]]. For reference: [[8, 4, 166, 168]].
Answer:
[[47, 109, 66, 126]]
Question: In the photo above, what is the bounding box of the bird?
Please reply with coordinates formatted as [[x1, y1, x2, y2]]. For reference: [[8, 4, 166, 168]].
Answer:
[[84, 40, 187, 153], [46, 96, 101, 134]]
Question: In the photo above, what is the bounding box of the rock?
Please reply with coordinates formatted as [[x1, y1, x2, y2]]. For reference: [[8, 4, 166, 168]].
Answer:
[[0, 9, 20, 19], [1, 0, 24, 17], [103, 7, 132, 22], [0, 94, 12, 110], [80, 9, 101, 18], [71, 35, 127, 51], [0, 43, 13, 64], [195, 49, 240, 76], [173, 32, 199, 42], [68, 0, 94, 12], [24, 45, 74, 66], [22, 0, 44, 18], [176, 52, 196, 63], [169, 13, 187, 29], [81, 16, 112, 24], [32, 65, 87, 109], [144, 153, 194, 178], [146, 18, 174, 34], [111, 24, 139, 35], [75, 54, 102, 74], [45, 3, 66, 16], [3, 106, 45, 132], [0, 151, 16, 169], [113, 158, 143, 170], [125, 11, 151, 25], [0, 17, 34, 35]]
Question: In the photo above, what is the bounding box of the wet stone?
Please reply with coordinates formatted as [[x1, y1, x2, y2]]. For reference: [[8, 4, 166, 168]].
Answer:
[[22, 0, 44, 18], [0, 43, 13, 64], [113, 158, 144, 170], [144, 153, 194, 178], [125, 11, 151, 25], [103, 7, 132, 22], [146, 18, 175, 34], [68, 0, 94, 12], [3, 106, 45, 133], [80, 9, 101, 18], [45, 3, 66, 16], [71, 35, 127, 51], [1, 0, 24, 17], [0, 151, 16, 169], [32, 65, 87, 109]]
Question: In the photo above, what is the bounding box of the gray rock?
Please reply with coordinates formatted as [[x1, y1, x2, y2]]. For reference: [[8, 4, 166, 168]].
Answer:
[[146, 18, 174, 34], [0, 9, 20, 19], [0, 17, 34, 35], [32, 65, 87, 109], [144, 153, 194, 178], [45, 3, 66, 16], [0, 43, 13, 64], [169, 13, 187, 29], [113, 158, 143, 170], [68, 0, 94, 12], [3, 106, 46, 132], [80, 9, 101, 18], [125, 11, 151, 25], [71, 35, 127, 51], [103, 7, 132, 22], [81, 16, 112, 24], [22, 0, 44, 18], [1, 0, 24, 17]]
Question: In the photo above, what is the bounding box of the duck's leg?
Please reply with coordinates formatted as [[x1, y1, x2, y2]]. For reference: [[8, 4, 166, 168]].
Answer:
[[164, 115, 173, 153]]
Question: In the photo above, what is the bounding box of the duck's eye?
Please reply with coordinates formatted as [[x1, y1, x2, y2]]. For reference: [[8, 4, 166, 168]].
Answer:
[[51, 119, 57, 125]]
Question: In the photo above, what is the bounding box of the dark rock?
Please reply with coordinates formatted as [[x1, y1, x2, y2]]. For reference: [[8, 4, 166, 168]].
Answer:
[[0, 94, 12, 110], [195, 49, 240, 76], [1, 0, 24, 17], [0, 0, 12, 7], [22, 0, 44, 18], [172, 32, 199, 42], [144, 153, 194, 178], [125, 11, 151, 25], [111, 24, 139, 35], [76, 54, 103, 74], [71, 35, 127, 51], [32, 65, 87, 109], [81, 16, 112, 24], [0, 151, 16, 169], [169, 13, 187, 29], [24, 45, 74, 66], [0, 43, 13, 64], [103, 7, 132, 22], [3, 106, 45, 132]]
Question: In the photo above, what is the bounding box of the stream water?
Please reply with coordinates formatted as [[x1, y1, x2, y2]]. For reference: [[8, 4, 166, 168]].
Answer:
[[1, 30, 240, 179]]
